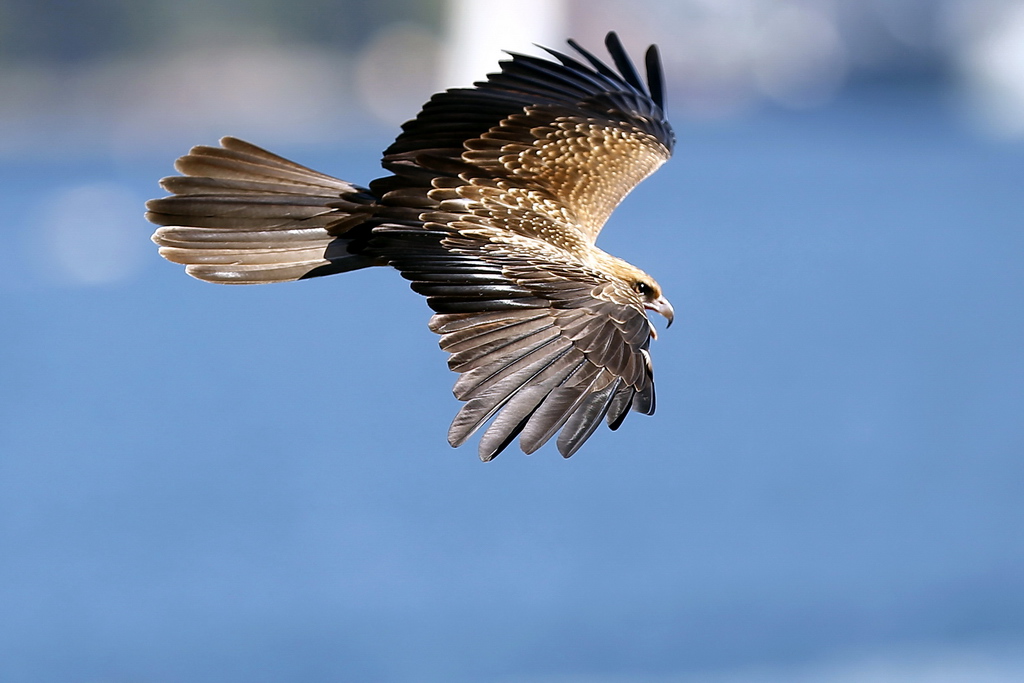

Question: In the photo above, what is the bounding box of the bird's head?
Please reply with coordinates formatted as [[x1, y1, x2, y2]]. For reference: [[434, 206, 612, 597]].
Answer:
[[596, 252, 674, 331], [631, 275, 674, 329]]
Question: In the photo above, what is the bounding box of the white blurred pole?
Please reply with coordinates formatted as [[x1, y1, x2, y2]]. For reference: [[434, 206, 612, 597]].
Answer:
[[441, 0, 568, 89]]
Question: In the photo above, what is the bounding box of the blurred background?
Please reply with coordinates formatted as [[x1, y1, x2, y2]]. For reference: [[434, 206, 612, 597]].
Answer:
[[1, 0, 1023, 681]]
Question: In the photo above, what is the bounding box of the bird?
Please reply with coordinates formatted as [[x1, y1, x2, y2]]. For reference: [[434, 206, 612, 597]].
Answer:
[[146, 31, 675, 461]]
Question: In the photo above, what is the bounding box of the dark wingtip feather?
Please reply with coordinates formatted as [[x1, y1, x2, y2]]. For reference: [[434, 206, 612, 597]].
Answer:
[[606, 386, 634, 430], [567, 37, 619, 81], [479, 411, 533, 462], [556, 380, 620, 458], [632, 382, 656, 416], [645, 44, 665, 110], [604, 31, 646, 94]]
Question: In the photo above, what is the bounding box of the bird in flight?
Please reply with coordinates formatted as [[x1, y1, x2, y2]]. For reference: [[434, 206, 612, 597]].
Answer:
[[147, 31, 675, 460]]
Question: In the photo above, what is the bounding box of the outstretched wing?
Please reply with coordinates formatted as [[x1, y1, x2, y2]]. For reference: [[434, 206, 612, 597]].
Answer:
[[368, 33, 672, 458], [374, 224, 656, 460], [373, 32, 674, 252]]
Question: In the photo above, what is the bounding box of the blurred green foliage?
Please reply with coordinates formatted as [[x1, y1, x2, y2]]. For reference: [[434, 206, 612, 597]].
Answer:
[[0, 0, 445, 64]]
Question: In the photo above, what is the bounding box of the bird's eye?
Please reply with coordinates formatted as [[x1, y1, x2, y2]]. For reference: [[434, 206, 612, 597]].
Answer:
[[634, 281, 653, 297]]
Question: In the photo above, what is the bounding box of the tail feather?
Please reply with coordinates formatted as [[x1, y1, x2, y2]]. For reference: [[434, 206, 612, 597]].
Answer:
[[173, 137, 352, 190], [147, 137, 380, 284]]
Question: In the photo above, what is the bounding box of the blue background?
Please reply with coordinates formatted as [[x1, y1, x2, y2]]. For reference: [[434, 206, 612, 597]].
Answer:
[[2, 82, 1023, 680]]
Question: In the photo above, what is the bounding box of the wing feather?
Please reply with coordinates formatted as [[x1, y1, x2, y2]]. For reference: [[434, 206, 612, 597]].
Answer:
[[374, 223, 658, 459], [606, 385, 636, 430], [645, 45, 666, 111], [452, 333, 570, 400], [448, 343, 582, 449], [373, 31, 673, 250], [556, 378, 623, 457], [447, 319, 558, 371], [565, 38, 621, 82], [477, 386, 549, 461], [603, 32, 646, 94]]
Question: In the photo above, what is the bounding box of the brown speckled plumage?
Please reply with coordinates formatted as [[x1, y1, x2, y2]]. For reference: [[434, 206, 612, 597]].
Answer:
[[146, 32, 676, 460]]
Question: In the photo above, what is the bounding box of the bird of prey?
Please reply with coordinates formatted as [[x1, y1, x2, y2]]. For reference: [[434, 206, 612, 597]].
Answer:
[[147, 31, 675, 460]]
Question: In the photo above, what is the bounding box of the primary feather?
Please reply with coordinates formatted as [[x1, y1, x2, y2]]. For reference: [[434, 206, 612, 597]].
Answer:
[[147, 31, 676, 459]]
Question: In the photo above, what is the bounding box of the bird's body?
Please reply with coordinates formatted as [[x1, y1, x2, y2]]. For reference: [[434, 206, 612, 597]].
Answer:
[[147, 32, 675, 460]]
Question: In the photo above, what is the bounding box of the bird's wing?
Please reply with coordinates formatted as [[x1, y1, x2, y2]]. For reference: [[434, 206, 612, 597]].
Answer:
[[373, 222, 656, 461], [363, 33, 672, 458], [372, 32, 674, 250]]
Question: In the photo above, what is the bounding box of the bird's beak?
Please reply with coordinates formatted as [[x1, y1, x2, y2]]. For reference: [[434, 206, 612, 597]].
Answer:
[[644, 295, 675, 328]]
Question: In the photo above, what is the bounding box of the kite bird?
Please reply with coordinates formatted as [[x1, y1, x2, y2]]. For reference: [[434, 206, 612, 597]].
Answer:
[[147, 32, 676, 460]]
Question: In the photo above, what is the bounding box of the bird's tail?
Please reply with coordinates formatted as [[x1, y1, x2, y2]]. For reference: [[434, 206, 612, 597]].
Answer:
[[146, 137, 381, 284]]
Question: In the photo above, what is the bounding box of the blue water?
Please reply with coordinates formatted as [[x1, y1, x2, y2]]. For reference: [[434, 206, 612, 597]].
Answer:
[[1, 83, 1023, 682]]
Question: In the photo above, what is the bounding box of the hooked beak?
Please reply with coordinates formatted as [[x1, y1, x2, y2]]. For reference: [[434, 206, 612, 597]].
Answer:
[[644, 295, 675, 328]]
